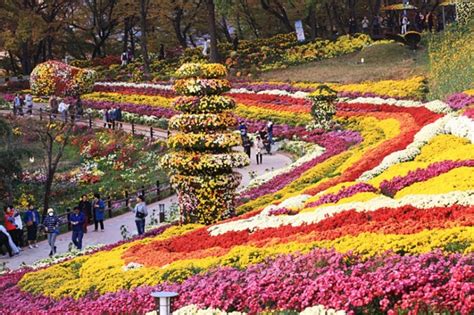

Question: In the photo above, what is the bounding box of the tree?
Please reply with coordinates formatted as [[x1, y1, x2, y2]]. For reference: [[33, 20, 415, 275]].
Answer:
[[206, 0, 220, 62], [260, 0, 294, 32], [19, 119, 75, 217], [0, 118, 30, 204], [139, 0, 152, 74]]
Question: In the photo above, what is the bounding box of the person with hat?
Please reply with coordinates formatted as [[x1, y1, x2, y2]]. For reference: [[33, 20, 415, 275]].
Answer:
[[69, 206, 85, 250], [43, 208, 60, 256]]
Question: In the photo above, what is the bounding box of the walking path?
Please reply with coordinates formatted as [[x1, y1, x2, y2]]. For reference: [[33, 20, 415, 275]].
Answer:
[[2, 144, 291, 270]]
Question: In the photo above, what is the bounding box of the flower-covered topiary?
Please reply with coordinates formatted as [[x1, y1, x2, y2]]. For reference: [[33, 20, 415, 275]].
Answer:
[[307, 84, 338, 130], [161, 63, 249, 224], [30, 60, 96, 97]]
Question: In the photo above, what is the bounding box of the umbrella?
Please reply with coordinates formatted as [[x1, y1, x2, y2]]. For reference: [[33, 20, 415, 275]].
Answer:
[[381, 3, 418, 11]]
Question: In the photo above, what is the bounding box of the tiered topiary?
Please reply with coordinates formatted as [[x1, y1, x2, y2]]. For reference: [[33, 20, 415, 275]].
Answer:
[[161, 63, 249, 224], [307, 84, 338, 130]]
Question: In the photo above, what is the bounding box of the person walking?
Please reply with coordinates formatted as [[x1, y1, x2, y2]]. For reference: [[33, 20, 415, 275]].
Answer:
[[114, 106, 123, 129], [93, 193, 105, 231], [58, 99, 69, 122], [401, 15, 409, 34], [121, 51, 128, 66], [49, 96, 58, 118], [0, 224, 19, 257], [267, 120, 274, 145], [69, 206, 85, 250], [78, 194, 92, 232], [102, 108, 109, 128], [4, 206, 22, 249], [24, 204, 40, 248], [43, 208, 60, 257], [108, 107, 116, 129], [361, 16, 369, 33], [254, 135, 264, 165], [12, 94, 22, 116], [242, 135, 252, 158], [130, 196, 148, 235], [25, 93, 33, 115]]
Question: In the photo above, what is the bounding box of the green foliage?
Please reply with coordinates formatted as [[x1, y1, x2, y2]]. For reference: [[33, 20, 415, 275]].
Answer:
[[427, 20, 474, 100]]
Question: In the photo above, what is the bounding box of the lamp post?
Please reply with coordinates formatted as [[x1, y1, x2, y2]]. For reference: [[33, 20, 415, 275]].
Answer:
[[150, 291, 178, 315]]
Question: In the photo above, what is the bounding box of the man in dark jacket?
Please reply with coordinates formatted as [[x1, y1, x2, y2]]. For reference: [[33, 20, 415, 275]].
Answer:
[[69, 206, 85, 250]]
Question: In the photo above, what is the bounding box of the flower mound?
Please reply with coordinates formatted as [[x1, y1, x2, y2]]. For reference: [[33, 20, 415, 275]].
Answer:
[[160, 63, 249, 224]]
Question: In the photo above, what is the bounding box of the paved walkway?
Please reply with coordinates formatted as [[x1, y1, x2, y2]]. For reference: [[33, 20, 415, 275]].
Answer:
[[2, 149, 291, 270]]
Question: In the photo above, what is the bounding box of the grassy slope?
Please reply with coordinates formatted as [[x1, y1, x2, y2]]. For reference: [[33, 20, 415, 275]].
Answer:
[[259, 43, 429, 84]]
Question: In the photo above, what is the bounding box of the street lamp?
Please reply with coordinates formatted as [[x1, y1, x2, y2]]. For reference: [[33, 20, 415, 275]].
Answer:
[[150, 291, 179, 315]]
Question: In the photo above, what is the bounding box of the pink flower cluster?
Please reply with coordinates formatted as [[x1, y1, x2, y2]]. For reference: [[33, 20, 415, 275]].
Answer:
[[380, 160, 474, 197], [306, 183, 377, 207], [268, 207, 298, 216], [445, 92, 474, 110], [2, 250, 471, 314]]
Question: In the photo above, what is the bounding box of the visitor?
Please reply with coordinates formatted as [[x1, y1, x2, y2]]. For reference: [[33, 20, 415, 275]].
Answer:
[[0, 224, 19, 257], [102, 108, 109, 128], [267, 120, 274, 145], [25, 93, 33, 115], [348, 17, 357, 34], [76, 96, 83, 118], [254, 135, 264, 165], [127, 48, 134, 62], [131, 196, 148, 235], [242, 135, 252, 158], [361, 16, 369, 33], [93, 193, 105, 232], [3, 205, 22, 249], [49, 96, 58, 118], [12, 94, 22, 116], [239, 121, 248, 141], [58, 98, 69, 122], [114, 106, 123, 129], [121, 51, 128, 66], [232, 35, 239, 51], [24, 204, 40, 249], [69, 206, 85, 250], [401, 14, 409, 34], [415, 12, 425, 32], [372, 15, 381, 35], [159, 44, 165, 60], [108, 107, 116, 129], [78, 194, 92, 232], [426, 12, 434, 32], [43, 208, 60, 257]]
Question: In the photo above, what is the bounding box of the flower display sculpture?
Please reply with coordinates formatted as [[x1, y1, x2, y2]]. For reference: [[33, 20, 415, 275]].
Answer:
[[30, 60, 96, 97], [161, 63, 249, 224], [307, 84, 338, 130]]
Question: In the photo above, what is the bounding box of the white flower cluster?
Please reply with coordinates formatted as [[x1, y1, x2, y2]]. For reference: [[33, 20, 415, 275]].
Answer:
[[260, 194, 312, 215], [169, 304, 345, 315], [208, 191, 474, 236], [122, 262, 143, 271], [358, 114, 474, 181], [95, 81, 172, 90], [244, 144, 325, 190], [346, 97, 452, 114]]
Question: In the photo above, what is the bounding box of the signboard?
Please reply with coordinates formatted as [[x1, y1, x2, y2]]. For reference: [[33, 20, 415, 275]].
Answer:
[[295, 20, 305, 42]]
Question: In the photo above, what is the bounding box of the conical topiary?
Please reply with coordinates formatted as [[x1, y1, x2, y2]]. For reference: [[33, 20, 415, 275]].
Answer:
[[161, 63, 249, 224]]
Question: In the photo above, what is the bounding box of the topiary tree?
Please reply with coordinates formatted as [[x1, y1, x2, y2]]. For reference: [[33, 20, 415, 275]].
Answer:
[[307, 84, 338, 131], [30, 60, 96, 97], [161, 63, 249, 224]]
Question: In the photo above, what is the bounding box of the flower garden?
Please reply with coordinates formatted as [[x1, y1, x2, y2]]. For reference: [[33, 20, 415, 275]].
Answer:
[[1, 64, 472, 314]]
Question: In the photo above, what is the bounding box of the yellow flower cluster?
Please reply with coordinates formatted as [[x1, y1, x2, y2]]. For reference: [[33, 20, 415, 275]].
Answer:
[[82, 92, 173, 108], [176, 63, 228, 79], [168, 132, 241, 151]]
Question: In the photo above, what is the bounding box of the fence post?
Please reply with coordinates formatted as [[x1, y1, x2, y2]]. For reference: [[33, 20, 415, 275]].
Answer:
[[150, 127, 153, 139], [107, 196, 112, 218], [159, 204, 165, 223], [125, 190, 129, 207], [156, 180, 160, 199], [39, 108, 43, 121], [88, 114, 93, 129], [167, 130, 170, 139], [131, 121, 135, 135]]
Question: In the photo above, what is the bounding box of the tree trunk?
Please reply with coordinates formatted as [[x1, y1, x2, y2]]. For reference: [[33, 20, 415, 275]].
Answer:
[[221, 16, 233, 43], [20, 43, 32, 74], [260, 0, 294, 32], [139, 0, 150, 74], [206, 0, 220, 62], [308, 4, 317, 40], [123, 17, 130, 52]]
